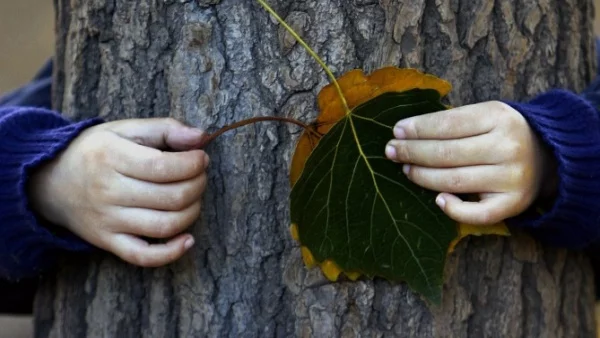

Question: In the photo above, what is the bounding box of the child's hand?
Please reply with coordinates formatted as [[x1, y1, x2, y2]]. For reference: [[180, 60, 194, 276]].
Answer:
[[28, 118, 209, 267], [385, 101, 555, 225]]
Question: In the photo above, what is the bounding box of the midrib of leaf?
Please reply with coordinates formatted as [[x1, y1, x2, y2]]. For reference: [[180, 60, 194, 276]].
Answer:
[[345, 114, 431, 288]]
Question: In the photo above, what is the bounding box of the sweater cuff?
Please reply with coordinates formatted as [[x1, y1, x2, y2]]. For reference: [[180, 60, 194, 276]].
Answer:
[[503, 89, 600, 250], [0, 107, 104, 280]]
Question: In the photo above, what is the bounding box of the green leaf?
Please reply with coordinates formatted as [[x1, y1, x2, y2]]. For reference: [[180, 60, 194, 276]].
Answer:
[[290, 89, 457, 305]]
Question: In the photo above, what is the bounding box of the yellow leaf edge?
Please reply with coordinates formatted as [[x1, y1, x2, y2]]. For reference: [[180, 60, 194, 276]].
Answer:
[[291, 221, 510, 283], [449, 223, 511, 253], [257, 0, 512, 284]]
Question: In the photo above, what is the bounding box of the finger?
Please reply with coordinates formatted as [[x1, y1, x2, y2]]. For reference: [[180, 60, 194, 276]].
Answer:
[[107, 118, 207, 151], [385, 134, 498, 167], [393, 102, 499, 140], [111, 173, 207, 211], [113, 201, 201, 238], [404, 165, 507, 193], [109, 232, 195, 268], [111, 136, 209, 183], [435, 192, 518, 225]]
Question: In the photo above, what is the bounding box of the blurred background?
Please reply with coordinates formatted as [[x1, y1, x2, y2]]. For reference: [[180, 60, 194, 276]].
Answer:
[[0, 1, 54, 93], [0, 1, 53, 336], [1, 1, 600, 338]]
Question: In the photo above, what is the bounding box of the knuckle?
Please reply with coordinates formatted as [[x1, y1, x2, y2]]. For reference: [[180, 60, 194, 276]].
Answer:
[[189, 154, 205, 175], [82, 135, 110, 165], [494, 101, 526, 127], [148, 156, 169, 177], [437, 145, 453, 164], [447, 174, 463, 190], [395, 143, 411, 162], [436, 112, 459, 134], [491, 101, 513, 117], [158, 218, 181, 238], [438, 114, 453, 129], [506, 165, 533, 189], [125, 249, 150, 267], [95, 179, 115, 202], [182, 204, 201, 228], [404, 120, 419, 139], [503, 140, 524, 159], [169, 189, 191, 210], [178, 203, 201, 229]]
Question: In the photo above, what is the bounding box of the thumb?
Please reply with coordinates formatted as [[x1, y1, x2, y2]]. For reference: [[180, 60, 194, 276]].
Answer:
[[106, 118, 206, 151]]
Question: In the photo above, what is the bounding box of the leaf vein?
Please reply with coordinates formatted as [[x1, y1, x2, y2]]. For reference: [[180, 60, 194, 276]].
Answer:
[[345, 155, 362, 262], [348, 115, 432, 288], [325, 119, 349, 246]]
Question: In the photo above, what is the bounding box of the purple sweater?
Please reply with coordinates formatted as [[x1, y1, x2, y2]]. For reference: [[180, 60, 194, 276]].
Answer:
[[0, 61, 104, 281], [2, 61, 600, 283]]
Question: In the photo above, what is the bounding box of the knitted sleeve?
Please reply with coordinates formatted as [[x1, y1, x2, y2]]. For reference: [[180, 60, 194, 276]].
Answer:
[[0, 107, 103, 280], [504, 89, 600, 250], [0, 59, 105, 280]]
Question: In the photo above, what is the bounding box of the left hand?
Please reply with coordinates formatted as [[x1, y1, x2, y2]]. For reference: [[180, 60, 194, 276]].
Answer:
[[29, 118, 209, 267], [384, 101, 555, 225]]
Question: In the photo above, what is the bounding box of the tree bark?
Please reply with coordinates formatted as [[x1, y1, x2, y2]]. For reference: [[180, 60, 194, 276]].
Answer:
[[35, 0, 597, 337]]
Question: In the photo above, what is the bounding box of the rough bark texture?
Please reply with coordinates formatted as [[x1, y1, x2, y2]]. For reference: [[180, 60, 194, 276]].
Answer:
[[35, 0, 597, 337]]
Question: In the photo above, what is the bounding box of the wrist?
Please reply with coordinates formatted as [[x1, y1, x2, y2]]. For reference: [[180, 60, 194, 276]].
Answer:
[[27, 157, 68, 228], [537, 143, 558, 203]]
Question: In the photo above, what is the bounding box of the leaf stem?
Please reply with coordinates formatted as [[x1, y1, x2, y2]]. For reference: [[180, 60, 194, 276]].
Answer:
[[199, 116, 316, 148], [256, 0, 350, 113]]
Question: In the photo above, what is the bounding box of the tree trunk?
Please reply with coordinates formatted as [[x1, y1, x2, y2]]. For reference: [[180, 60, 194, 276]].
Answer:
[[35, 0, 597, 337]]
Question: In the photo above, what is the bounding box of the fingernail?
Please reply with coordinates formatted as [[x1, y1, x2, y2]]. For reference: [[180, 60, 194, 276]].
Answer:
[[203, 153, 210, 170], [184, 237, 195, 250], [385, 144, 397, 159], [403, 164, 410, 175], [394, 125, 406, 139], [436, 195, 446, 209]]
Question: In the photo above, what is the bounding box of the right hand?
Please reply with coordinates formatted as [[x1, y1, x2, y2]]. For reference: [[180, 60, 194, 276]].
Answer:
[[384, 101, 555, 225], [28, 118, 210, 267]]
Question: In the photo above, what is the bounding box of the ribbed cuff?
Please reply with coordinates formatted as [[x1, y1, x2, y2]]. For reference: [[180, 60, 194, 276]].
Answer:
[[503, 89, 600, 250], [0, 107, 104, 280]]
